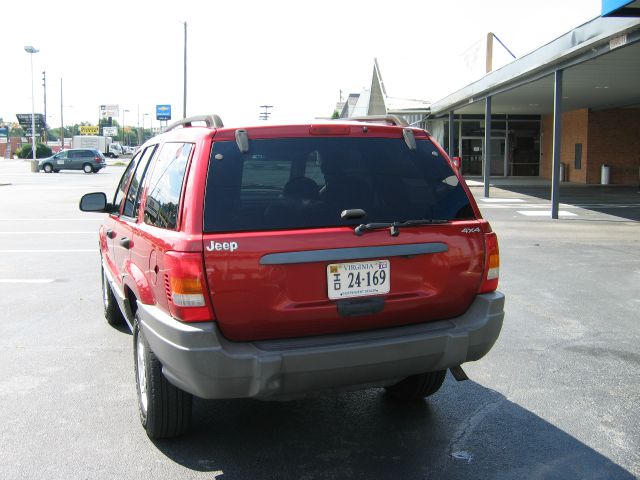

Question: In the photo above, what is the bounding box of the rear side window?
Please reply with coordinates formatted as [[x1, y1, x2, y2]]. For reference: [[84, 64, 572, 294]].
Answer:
[[122, 145, 156, 218], [143, 142, 193, 230], [113, 153, 139, 211], [204, 137, 474, 233]]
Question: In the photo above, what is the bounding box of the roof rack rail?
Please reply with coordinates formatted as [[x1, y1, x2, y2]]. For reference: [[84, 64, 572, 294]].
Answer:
[[343, 115, 409, 127], [164, 114, 224, 133]]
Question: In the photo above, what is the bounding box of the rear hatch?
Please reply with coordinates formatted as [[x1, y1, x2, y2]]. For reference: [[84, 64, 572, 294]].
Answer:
[[202, 127, 485, 341]]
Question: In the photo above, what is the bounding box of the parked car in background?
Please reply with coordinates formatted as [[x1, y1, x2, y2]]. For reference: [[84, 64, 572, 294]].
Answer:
[[39, 148, 106, 173]]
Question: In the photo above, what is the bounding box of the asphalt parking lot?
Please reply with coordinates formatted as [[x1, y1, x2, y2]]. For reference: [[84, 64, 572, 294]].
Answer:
[[0, 159, 638, 479]]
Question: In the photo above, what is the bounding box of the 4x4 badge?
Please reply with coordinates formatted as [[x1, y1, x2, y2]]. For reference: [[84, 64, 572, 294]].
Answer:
[[461, 227, 481, 233], [206, 241, 239, 252]]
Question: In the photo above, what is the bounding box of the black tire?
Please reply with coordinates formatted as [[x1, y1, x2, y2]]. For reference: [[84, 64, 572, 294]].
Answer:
[[83, 163, 93, 173], [385, 370, 447, 401], [134, 317, 192, 439], [102, 265, 124, 326], [43, 163, 53, 173]]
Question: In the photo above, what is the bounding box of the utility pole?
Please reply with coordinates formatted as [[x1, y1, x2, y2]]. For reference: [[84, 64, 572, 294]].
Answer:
[[259, 105, 273, 121], [182, 21, 187, 119], [42, 71, 47, 142], [60, 78, 64, 149]]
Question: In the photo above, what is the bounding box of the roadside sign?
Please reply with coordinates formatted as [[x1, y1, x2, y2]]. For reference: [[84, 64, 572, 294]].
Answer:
[[100, 104, 119, 118], [156, 104, 172, 121], [0, 127, 8, 138], [16, 113, 46, 133], [80, 125, 100, 135], [103, 126, 118, 136]]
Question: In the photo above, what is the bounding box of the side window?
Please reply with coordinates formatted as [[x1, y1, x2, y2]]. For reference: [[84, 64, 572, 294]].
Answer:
[[143, 142, 193, 230], [113, 152, 141, 213], [122, 145, 156, 218], [57, 151, 68, 159]]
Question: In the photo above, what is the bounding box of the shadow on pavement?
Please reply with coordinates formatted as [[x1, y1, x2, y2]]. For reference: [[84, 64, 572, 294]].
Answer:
[[489, 185, 640, 222], [152, 379, 636, 479]]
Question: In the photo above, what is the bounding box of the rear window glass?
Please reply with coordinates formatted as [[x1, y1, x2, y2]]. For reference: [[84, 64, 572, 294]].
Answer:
[[204, 137, 474, 233]]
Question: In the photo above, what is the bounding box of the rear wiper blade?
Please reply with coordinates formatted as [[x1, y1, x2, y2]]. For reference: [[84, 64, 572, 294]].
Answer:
[[354, 218, 449, 236]]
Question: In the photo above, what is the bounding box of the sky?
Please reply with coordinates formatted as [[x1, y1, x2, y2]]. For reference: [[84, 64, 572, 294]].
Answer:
[[1, 0, 602, 130]]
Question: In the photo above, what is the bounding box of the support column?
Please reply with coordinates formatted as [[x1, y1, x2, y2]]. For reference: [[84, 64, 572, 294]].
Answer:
[[551, 70, 563, 219], [484, 96, 492, 198], [448, 110, 455, 157]]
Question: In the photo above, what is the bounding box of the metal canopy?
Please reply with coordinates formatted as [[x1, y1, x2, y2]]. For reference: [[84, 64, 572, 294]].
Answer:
[[437, 40, 640, 116], [430, 16, 640, 117]]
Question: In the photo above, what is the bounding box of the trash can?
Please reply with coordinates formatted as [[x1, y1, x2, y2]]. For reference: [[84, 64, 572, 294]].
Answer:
[[559, 163, 566, 182], [30, 160, 39, 173], [601, 164, 610, 185]]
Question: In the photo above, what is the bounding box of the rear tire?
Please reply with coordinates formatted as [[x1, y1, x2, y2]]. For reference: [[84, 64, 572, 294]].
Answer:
[[134, 317, 192, 439], [385, 370, 447, 401], [83, 163, 93, 173], [102, 265, 124, 326]]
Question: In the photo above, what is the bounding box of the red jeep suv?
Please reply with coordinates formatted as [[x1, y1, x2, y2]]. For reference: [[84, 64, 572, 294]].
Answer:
[[80, 114, 504, 439]]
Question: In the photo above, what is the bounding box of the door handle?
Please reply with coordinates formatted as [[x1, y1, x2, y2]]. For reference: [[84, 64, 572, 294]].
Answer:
[[105, 229, 116, 239], [119, 237, 132, 249]]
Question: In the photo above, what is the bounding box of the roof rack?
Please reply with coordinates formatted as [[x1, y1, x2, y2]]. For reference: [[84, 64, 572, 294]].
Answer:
[[342, 115, 409, 127], [164, 114, 224, 133]]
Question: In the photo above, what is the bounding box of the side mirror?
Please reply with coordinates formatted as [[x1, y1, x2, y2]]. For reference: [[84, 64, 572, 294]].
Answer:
[[79, 192, 111, 212], [451, 156, 462, 171]]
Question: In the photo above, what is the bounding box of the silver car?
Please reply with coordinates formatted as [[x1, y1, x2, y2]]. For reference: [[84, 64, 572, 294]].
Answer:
[[39, 149, 106, 173]]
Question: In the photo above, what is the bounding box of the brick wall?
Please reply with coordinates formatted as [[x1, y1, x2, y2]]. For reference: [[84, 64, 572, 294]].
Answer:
[[540, 109, 589, 183], [540, 107, 640, 185], [588, 108, 640, 185]]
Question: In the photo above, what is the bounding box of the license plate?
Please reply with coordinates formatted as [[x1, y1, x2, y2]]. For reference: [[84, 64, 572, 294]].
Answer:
[[327, 259, 390, 300]]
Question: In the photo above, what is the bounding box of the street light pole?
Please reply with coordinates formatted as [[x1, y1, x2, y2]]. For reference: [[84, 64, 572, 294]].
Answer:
[[24, 46, 39, 161], [123, 109, 129, 147], [142, 113, 149, 143], [42, 71, 47, 143]]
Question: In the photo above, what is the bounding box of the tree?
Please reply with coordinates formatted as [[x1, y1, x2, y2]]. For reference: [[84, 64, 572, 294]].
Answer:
[[331, 111, 340, 119]]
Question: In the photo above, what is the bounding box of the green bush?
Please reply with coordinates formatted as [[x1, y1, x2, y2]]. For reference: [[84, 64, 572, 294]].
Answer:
[[17, 143, 52, 159]]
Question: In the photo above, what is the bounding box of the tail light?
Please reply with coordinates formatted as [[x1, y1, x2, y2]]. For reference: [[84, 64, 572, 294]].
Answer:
[[164, 251, 214, 322], [95, 156, 103, 163], [478, 224, 500, 294]]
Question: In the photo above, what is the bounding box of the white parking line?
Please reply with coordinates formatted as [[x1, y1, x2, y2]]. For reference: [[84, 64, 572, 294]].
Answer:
[[0, 249, 95, 253], [479, 198, 526, 203], [517, 210, 578, 217], [0, 219, 99, 221], [0, 279, 56, 284]]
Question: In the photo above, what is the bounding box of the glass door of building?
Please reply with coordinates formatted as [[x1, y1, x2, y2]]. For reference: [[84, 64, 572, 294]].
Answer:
[[460, 137, 506, 176], [460, 137, 484, 175]]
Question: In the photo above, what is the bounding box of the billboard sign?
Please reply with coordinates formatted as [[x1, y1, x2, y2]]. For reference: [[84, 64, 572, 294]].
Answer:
[[602, 0, 635, 16], [156, 104, 171, 121], [100, 104, 119, 118], [80, 125, 100, 135], [103, 126, 118, 137]]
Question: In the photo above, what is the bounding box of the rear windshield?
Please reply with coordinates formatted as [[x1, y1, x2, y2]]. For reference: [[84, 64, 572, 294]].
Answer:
[[203, 137, 474, 233]]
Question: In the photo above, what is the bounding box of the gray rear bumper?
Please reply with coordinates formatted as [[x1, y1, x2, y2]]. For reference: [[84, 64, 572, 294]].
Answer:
[[138, 292, 504, 399]]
